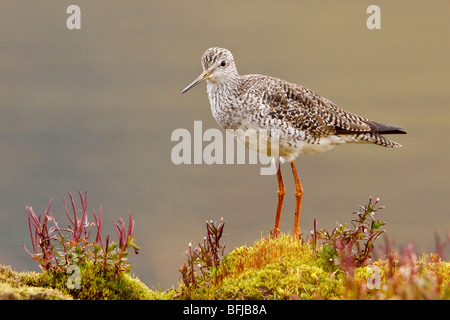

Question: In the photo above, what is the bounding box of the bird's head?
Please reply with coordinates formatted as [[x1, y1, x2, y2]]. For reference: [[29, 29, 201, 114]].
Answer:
[[182, 47, 238, 94]]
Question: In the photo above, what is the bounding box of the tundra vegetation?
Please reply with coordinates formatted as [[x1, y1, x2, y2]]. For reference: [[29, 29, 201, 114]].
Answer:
[[1, 192, 449, 300]]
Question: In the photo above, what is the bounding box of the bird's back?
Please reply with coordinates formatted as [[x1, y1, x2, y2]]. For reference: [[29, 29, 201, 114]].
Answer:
[[231, 73, 405, 155]]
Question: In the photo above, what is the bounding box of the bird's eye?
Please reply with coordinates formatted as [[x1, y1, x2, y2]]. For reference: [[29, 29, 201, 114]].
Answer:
[[220, 60, 226, 67]]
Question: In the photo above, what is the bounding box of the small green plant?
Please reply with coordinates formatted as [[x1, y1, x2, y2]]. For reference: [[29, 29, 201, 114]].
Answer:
[[179, 218, 226, 289], [311, 196, 386, 273], [23, 190, 139, 277]]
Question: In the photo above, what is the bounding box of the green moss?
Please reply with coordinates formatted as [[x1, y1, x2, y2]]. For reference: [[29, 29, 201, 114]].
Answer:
[[1, 263, 174, 300], [20, 261, 174, 300], [178, 235, 345, 300], [175, 235, 450, 300], [0, 265, 71, 300], [4, 235, 450, 300]]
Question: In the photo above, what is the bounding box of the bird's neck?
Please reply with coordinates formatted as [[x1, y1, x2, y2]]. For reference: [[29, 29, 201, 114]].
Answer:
[[206, 75, 242, 127], [207, 75, 241, 103]]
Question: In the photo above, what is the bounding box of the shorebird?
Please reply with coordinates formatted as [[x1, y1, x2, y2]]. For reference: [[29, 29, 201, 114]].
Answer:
[[181, 47, 406, 239]]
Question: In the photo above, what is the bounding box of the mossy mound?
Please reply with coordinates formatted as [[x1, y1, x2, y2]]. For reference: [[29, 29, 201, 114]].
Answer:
[[178, 235, 345, 299], [1, 262, 173, 300], [177, 235, 450, 300], [3, 235, 450, 300], [0, 265, 71, 300]]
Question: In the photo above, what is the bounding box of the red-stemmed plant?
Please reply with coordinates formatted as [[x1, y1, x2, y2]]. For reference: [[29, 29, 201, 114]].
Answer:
[[23, 190, 139, 277]]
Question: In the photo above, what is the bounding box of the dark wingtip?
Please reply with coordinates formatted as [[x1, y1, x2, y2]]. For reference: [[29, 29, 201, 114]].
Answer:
[[376, 128, 407, 135], [334, 121, 407, 136], [366, 120, 407, 135]]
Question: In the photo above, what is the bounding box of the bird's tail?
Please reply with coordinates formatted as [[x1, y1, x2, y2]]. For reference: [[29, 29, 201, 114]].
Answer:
[[335, 120, 406, 147], [356, 132, 403, 148], [357, 120, 406, 148]]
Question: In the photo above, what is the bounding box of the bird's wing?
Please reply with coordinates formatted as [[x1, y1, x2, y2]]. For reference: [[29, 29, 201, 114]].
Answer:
[[262, 77, 373, 136], [322, 96, 406, 135]]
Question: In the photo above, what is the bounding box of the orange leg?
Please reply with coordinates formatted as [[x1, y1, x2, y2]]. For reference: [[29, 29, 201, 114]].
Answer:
[[273, 160, 285, 237], [290, 161, 304, 240]]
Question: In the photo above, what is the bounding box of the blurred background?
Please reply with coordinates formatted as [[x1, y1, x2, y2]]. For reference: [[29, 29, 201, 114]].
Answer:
[[0, 1, 448, 290]]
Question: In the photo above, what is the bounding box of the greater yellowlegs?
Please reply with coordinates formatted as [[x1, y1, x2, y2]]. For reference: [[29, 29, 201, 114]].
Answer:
[[182, 47, 406, 239]]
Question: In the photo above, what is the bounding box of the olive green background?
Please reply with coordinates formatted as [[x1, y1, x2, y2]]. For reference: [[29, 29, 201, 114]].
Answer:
[[0, 1, 448, 289]]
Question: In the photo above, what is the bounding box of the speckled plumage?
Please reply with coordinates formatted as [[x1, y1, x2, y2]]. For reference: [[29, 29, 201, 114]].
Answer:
[[183, 47, 406, 162], [182, 47, 406, 239]]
